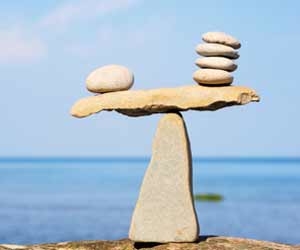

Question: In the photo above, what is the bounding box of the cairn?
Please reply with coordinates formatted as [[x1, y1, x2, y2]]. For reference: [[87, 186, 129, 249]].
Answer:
[[71, 31, 259, 243], [193, 31, 241, 86]]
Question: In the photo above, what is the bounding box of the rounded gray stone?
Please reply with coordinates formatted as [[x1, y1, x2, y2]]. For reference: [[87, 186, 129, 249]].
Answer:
[[202, 31, 241, 49], [86, 64, 134, 93], [193, 69, 233, 85], [195, 43, 239, 59], [195, 57, 237, 72]]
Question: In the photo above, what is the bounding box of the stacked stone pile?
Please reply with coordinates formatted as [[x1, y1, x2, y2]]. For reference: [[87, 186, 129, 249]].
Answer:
[[71, 32, 259, 244], [193, 31, 241, 86]]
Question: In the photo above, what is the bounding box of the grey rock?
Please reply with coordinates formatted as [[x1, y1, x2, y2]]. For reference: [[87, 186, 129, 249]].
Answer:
[[129, 113, 199, 242], [196, 43, 239, 59], [193, 69, 233, 85], [86, 64, 134, 93], [202, 31, 241, 49], [195, 57, 237, 72]]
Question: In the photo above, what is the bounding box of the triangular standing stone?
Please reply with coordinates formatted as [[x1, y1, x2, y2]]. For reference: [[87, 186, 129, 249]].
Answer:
[[129, 112, 199, 242]]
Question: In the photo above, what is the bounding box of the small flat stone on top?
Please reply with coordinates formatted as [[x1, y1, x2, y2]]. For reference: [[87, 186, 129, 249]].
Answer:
[[86, 64, 134, 93], [196, 43, 239, 59], [193, 69, 233, 85], [202, 31, 241, 49], [195, 57, 237, 72]]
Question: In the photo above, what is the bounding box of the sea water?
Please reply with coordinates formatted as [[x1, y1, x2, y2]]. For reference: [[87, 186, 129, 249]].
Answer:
[[0, 158, 299, 245]]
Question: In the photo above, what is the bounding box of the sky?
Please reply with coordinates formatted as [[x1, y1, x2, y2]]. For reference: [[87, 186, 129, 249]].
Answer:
[[0, 0, 300, 157]]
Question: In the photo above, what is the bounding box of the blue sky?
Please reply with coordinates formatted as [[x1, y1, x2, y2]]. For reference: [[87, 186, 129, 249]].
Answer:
[[0, 0, 300, 157]]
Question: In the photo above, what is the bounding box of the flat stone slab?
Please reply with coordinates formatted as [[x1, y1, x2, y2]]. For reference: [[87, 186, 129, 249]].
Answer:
[[71, 85, 259, 118], [129, 113, 199, 242], [1, 237, 298, 250]]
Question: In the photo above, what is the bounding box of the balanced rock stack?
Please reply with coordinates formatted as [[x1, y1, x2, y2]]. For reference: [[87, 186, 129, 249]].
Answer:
[[193, 31, 241, 86], [71, 36, 259, 244]]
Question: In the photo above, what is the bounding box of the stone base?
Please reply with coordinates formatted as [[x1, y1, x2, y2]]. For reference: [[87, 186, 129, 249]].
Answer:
[[129, 113, 199, 242], [1, 237, 297, 250]]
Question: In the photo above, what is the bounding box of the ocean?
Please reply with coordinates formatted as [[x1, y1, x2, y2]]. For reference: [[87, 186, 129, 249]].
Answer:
[[0, 158, 299, 245]]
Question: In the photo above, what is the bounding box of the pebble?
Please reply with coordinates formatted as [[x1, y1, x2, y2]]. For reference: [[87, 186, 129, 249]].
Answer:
[[86, 64, 134, 93], [195, 57, 237, 72], [193, 69, 233, 85], [196, 43, 239, 59], [202, 31, 241, 49]]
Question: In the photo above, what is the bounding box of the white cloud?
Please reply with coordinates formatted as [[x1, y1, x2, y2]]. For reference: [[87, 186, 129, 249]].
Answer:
[[0, 29, 46, 64], [0, 0, 140, 64], [40, 0, 139, 29]]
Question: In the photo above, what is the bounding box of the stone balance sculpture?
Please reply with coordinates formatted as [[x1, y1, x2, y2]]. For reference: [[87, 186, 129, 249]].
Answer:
[[71, 31, 260, 243]]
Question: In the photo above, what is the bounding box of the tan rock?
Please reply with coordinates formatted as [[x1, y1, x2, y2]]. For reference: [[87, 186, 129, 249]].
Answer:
[[202, 31, 241, 49], [0, 245, 26, 250], [70, 85, 260, 118], [129, 113, 199, 242], [195, 57, 237, 72], [86, 64, 134, 93], [196, 43, 239, 59], [193, 69, 233, 85], [1, 237, 297, 250]]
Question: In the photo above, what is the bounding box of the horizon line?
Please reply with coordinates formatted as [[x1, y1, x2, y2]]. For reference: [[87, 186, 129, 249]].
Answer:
[[0, 156, 300, 163]]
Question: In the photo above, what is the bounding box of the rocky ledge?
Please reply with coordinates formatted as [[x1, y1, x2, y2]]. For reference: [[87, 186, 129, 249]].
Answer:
[[1, 237, 299, 250], [71, 85, 259, 118]]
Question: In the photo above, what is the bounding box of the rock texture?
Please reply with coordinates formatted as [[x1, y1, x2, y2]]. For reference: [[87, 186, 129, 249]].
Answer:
[[71, 85, 260, 118], [129, 113, 199, 243], [202, 31, 241, 49], [193, 69, 233, 85], [1, 237, 299, 250], [86, 64, 134, 93], [195, 57, 237, 72], [196, 43, 239, 59]]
